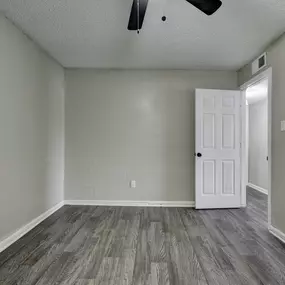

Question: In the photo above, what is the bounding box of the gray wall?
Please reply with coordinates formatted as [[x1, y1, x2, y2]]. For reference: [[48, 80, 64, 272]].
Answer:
[[65, 70, 237, 202], [248, 100, 268, 190], [238, 33, 285, 233], [0, 16, 65, 242]]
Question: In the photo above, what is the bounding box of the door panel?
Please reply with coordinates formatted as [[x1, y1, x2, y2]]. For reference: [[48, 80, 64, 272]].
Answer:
[[203, 160, 216, 195], [222, 160, 235, 195], [195, 89, 241, 209], [222, 114, 235, 149], [222, 95, 235, 108], [203, 95, 216, 109], [203, 114, 215, 148]]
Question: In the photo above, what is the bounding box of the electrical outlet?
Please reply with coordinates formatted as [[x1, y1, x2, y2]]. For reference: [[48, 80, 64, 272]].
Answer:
[[130, 180, 136, 188]]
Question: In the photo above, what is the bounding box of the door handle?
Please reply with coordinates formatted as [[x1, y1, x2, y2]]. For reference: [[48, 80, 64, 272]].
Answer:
[[197, 153, 202, 158]]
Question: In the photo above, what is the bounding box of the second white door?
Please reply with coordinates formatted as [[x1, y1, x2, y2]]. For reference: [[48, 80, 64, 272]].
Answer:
[[195, 89, 241, 209]]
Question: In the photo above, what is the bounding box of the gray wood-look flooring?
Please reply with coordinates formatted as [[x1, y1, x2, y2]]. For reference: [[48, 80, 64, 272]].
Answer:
[[1, 187, 285, 284]]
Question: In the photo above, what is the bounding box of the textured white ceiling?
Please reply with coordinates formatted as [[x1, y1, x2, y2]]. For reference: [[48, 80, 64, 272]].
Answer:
[[1, 0, 285, 69]]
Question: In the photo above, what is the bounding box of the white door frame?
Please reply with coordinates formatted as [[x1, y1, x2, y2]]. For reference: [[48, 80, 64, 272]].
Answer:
[[240, 67, 272, 226]]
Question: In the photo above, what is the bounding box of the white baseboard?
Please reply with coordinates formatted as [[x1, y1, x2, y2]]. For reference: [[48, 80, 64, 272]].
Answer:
[[0, 201, 64, 253], [269, 225, 285, 244], [65, 200, 195, 208], [248, 183, 268, 195]]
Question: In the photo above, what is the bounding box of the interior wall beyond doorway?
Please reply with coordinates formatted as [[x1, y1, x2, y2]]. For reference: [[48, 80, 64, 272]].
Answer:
[[248, 99, 268, 191], [246, 78, 269, 194]]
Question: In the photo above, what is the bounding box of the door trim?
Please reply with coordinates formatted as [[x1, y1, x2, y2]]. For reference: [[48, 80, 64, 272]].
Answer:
[[240, 67, 272, 226]]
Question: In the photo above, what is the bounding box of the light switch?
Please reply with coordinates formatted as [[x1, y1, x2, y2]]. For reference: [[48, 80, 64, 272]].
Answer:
[[281, 121, 285, 132], [130, 180, 136, 188]]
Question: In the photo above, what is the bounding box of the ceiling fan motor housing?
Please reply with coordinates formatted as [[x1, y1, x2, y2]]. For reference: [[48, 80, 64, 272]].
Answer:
[[128, 0, 222, 32]]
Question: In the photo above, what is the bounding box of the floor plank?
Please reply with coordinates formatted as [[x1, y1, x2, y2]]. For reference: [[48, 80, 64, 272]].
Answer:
[[1, 187, 285, 284]]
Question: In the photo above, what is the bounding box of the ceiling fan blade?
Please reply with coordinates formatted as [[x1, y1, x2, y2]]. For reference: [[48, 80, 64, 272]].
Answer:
[[128, 0, 149, 31], [185, 0, 222, 15]]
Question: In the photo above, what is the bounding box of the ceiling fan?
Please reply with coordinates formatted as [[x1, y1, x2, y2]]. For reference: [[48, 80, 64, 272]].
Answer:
[[128, 0, 222, 33]]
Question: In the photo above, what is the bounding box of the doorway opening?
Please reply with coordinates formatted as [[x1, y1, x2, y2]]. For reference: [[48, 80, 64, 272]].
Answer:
[[246, 79, 269, 194], [246, 79, 269, 222], [240, 67, 272, 228]]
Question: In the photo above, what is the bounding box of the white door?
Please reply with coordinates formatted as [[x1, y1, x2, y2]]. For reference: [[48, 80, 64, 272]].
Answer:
[[195, 89, 241, 209]]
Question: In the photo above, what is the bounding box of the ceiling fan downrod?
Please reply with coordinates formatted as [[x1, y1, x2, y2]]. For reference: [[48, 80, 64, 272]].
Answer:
[[137, 0, 140, 34]]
